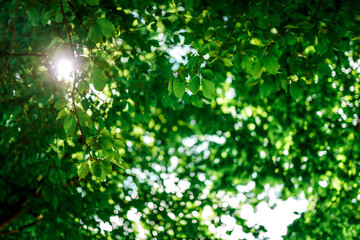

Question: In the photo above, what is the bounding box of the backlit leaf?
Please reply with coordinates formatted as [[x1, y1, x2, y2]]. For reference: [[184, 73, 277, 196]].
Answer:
[[173, 78, 185, 99], [91, 67, 106, 91], [188, 75, 200, 94], [202, 79, 216, 99], [96, 18, 116, 37], [78, 162, 90, 179]]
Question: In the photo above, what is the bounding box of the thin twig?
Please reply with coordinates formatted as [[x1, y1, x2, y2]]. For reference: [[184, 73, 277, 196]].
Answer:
[[59, 0, 93, 159], [312, 0, 324, 20], [67, 1, 88, 31], [0, 6, 17, 14], [82, 80, 106, 102], [217, 0, 249, 57], [0, 202, 31, 231], [0, 0, 19, 85]]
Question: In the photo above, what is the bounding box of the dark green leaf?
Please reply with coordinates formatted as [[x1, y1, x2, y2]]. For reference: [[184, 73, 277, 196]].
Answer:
[[88, 24, 103, 43], [90, 161, 103, 178], [202, 69, 216, 80], [96, 18, 116, 37], [48, 168, 58, 184]]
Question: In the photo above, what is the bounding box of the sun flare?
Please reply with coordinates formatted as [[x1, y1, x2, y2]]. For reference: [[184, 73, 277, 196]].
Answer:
[[55, 58, 74, 82]]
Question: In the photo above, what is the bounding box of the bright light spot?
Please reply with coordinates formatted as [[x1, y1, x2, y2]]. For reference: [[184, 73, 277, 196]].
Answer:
[[55, 58, 74, 82], [169, 46, 188, 63]]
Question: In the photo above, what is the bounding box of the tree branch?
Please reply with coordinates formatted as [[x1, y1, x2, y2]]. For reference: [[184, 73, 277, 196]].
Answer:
[[0, 215, 42, 236], [67, 1, 89, 31], [59, 0, 93, 159], [0, 202, 31, 231], [0, 52, 47, 57], [216, 0, 249, 57]]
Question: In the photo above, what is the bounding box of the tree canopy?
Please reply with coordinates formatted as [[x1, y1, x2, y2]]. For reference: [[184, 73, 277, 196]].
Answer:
[[1, 0, 360, 239]]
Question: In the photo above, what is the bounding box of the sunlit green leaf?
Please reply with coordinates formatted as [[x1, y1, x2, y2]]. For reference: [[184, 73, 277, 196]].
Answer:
[[223, 58, 233, 67], [173, 78, 185, 99], [91, 67, 106, 91], [78, 162, 90, 179], [56, 108, 69, 121], [64, 113, 77, 137], [202, 78, 215, 99], [188, 75, 200, 94], [263, 54, 280, 75]]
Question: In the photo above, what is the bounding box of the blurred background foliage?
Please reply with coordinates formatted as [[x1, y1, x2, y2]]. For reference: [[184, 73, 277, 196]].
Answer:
[[1, 0, 360, 239]]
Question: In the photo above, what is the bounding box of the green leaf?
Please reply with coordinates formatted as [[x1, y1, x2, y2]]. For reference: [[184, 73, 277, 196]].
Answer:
[[78, 162, 90, 179], [202, 79, 216, 99], [77, 108, 92, 127], [54, 99, 68, 110], [100, 136, 113, 149], [223, 58, 233, 67], [56, 108, 69, 121], [263, 54, 280, 75], [28, 8, 40, 27], [90, 161, 103, 178], [289, 83, 302, 99], [202, 69, 216, 80], [57, 169, 66, 183], [48, 168, 58, 184], [96, 18, 116, 37], [48, 37, 61, 48], [55, 11, 63, 23], [77, 80, 88, 94], [75, 56, 89, 70], [245, 78, 261, 87], [86, 0, 99, 5], [168, 78, 173, 95], [102, 147, 115, 158], [88, 23, 103, 43], [114, 139, 125, 148], [260, 79, 274, 98], [173, 78, 185, 99], [100, 128, 112, 137], [241, 55, 254, 71], [53, 196, 58, 210], [316, 37, 328, 56], [64, 113, 77, 137], [188, 75, 200, 94], [102, 160, 112, 174], [184, 0, 193, 10], [91, 67, 106, 91], [233, 53, 242, 68], [191, 95, 204, 108], [109, 158, 129, 169], [249, 59, 262, 79]]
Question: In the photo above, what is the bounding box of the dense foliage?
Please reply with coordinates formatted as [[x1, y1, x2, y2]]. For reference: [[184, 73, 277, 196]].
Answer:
[[1, 0, 360, 238]]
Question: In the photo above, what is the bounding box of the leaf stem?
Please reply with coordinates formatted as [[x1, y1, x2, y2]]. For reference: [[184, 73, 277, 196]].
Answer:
[[59, 0, 93, 159]]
